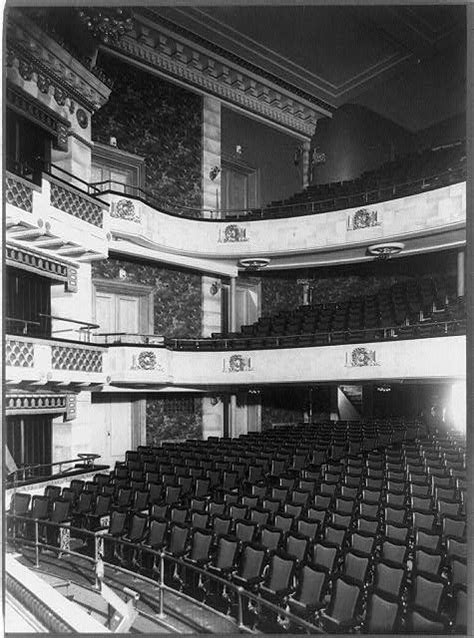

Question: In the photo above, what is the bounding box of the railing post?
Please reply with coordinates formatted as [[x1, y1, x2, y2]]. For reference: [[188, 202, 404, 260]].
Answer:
[[158, 551, 165, 618], [237, 588, 244, 629], [34, 519, 40, 568]]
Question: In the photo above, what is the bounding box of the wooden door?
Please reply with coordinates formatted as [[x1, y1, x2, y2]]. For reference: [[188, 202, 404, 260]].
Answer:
[[117, 296, 140, 333]]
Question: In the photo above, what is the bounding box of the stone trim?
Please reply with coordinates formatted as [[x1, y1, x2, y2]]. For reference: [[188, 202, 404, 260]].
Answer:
[[6, 82, 70, 151], [105, 23, 322, 137], [7, 10, 111, 111], [6, 243, 77, 292], [6, 393, 68, 415]]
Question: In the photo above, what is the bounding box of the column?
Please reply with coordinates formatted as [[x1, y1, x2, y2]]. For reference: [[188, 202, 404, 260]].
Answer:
[[457, 250, 465, 297], [229, 276, 237, 332], [302, 139, 311, 190], [201, 97, 224, 439], [201, 96, 221, 216], [229, 394, 237, 437]]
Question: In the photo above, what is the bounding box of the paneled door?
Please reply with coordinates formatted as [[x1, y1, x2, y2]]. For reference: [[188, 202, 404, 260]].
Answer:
[[93, 280, 154, 337]]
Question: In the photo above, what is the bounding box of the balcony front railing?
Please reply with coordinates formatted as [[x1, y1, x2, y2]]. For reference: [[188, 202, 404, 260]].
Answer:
[[96, 162, 466, 221], [7, 515, 324, 635], [7, 453, 102, 486], [166, 318, 466, 351]]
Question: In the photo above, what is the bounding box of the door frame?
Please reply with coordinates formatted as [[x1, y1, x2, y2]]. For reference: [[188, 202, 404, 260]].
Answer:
[[92, 279, 154, 334]]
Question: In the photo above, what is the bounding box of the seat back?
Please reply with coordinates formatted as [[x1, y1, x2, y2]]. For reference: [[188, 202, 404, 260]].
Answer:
[[259, 525, 283, 552], [235, 520, 257, 544], [45, 485, 62, 501], [147, 518, 167, 548], [76, 492, 93, 513], [127, 513, 148, 541], [31, 495, 49, 519], [109, 510, 127, 535], [212, 514, 232, 538], [312, 541, 339, 573], [297, 517, 319, 542], [366, 591, 400, 633], [329, 576, 361, 623], [264, 551, 296, 594], [414, 548, 443, 577], [238, 542, 266, 580], [50, 499, 70, 523], [190, 511, 209, 530], [350, 531, 376, 556], [170, 506, 188, 524], [190, 529, 213, 562], [9, 492, 30, 515], [214, 534, 239, 570], [285, 532, 309, 563], [168, 523, 189, 556], [295, 563, 327, 606], [343, 549, 370, 586], [374, 559, 406, 599], [381, 540, 408, 566], [274, 513, 294, 533], [413, 573, 445, 615]]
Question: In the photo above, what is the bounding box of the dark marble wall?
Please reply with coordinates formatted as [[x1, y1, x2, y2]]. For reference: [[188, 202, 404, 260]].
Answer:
[[146, 396, 202, 444], [92, 52, 202, 209], [92, 257, 202, 338]]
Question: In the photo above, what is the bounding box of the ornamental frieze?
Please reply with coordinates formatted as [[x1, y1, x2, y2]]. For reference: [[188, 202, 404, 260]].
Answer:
[[347, 208, 380, 231], [345, 347, 379, 367], [223, 354, 253, 373], [131, 350, 165, 372], [6, 393, 70, 414], [111, 199, 141, 223], [218, 224, 248, 243]]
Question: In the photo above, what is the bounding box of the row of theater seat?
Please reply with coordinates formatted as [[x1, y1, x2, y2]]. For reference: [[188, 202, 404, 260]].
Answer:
[[170, 278, 465, 351], [7, 423, 466, 632], [224, 141, 466, 220]]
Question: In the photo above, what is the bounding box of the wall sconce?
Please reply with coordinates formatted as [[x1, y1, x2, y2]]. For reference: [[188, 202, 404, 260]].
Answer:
[[210, 281, 221, 296], [209, 166, 221, 181], [118, 268, 128, 279], [210, 396, 221, 406], [109, 136, 117, 147]]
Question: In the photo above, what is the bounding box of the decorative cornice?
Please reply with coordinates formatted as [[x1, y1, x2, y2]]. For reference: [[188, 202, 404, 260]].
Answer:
[[7, 11, 111, 112], [6, 243, 78, 292], [139, 9, 334, 113], [104, 15, 326, 137]]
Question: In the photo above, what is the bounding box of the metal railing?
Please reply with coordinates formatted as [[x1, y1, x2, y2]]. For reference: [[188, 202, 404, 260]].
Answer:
[[7, 453, 102, 486], [6, 317, 41, 335], [94, 333, 165, 346], [6, 514, 323, 634], [40, 314, 100, 342], [166, 318, 466, 351], [93, 161, 466, 221]]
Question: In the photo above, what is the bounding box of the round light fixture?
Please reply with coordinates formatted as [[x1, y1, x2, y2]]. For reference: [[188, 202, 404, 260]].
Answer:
[[367, 242, 404, 260], [239, 257, 270, 270]]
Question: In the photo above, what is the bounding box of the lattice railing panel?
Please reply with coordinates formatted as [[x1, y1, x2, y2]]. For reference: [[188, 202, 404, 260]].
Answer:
[[50, 183, 103, 227], [6, 176, 33, 212], [51, 345, 103, 372], [6, 340, 35, 367]]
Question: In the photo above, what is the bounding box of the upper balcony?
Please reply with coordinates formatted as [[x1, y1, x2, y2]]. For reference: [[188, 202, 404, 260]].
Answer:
[[101, 172, 465, 270], [5, 162, 109, 263]]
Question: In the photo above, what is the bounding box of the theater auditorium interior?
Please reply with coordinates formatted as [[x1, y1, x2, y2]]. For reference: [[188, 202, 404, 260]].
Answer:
[[3, 3, 471, 635]]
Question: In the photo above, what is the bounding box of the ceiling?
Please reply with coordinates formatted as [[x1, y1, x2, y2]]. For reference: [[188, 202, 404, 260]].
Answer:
[[154, 5, 466, 132]]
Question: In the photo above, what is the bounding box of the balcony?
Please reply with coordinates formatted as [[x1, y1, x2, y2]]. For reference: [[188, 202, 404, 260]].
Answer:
[[5, 334, 108, 389], [103, 181, 465, 270], [5, 164, 109, 263]]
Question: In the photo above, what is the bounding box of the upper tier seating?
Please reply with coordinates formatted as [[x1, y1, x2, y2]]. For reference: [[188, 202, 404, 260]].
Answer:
[[8, 421, 466, 633], [171, 277, 465, 351], [226, 140, 466, 220]]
